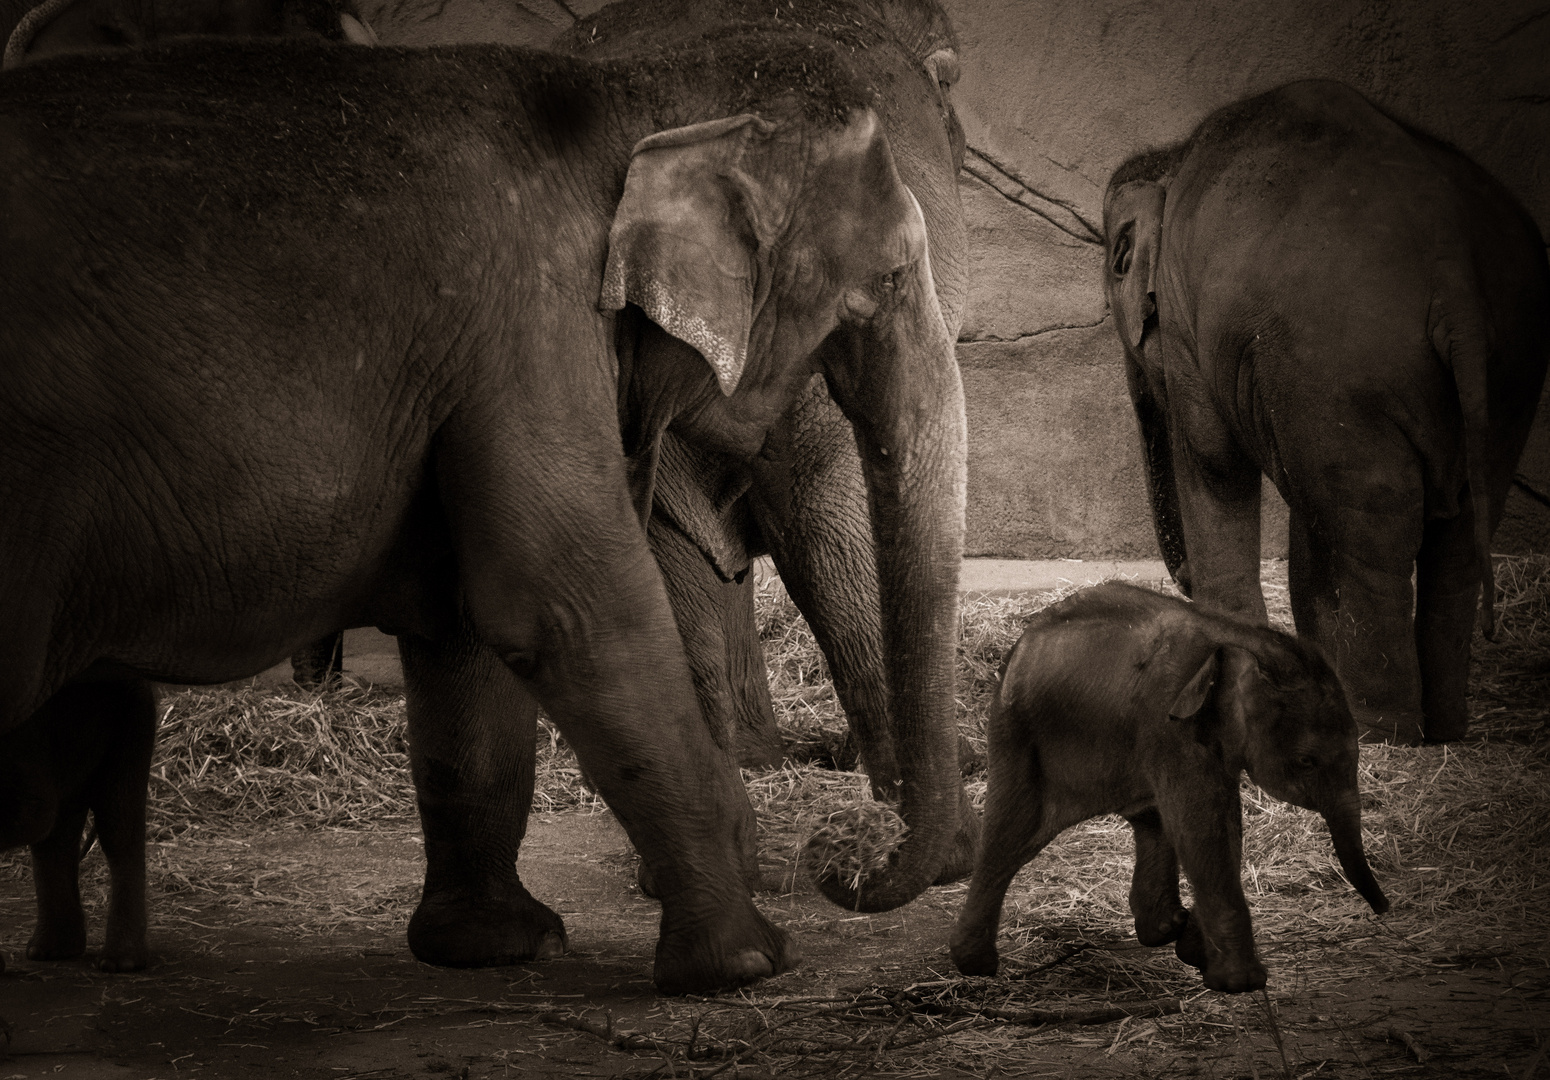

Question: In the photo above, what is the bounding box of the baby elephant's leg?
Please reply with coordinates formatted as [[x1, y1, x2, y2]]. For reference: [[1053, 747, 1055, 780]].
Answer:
[[1125, 809, 1187, 947], [90, 681, 157, 972], [950, 733, 1054, 976], [1153, 747, 1266, 993], [28, 805, 90, 961]]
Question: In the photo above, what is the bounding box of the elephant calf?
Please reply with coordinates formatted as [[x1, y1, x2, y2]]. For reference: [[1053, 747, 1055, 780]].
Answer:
[[950, 583, 1389, 993], [1, 680, 157, 972]]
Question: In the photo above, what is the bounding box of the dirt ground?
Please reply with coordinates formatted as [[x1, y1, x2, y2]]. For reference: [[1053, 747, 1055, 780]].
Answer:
[[3, 559, 1548, 1078], [3, 804, 1547, 1079]]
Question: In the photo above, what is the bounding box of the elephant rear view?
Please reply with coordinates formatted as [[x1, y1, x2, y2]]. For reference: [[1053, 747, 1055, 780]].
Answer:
[[1103, 79, 1550, 745]]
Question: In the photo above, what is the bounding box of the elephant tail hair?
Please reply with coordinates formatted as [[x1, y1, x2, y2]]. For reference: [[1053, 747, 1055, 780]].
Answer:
[[1429, 286, 1497, 641]]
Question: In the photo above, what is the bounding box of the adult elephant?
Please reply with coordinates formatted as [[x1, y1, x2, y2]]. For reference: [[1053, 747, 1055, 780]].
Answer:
[[6, 0, 979, 856], [6, 0, 974, 795], [1102, 79, 1550, 746], [0, 27, 967, 994]]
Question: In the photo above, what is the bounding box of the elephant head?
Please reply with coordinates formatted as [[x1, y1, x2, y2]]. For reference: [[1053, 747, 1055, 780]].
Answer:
[[1103, 158, 1191, 592], [602, 105, 968, 912], [1174, 641, 1389, 915]]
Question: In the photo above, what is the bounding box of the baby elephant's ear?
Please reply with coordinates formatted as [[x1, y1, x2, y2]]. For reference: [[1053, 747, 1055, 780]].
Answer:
[[600, 114, 795, 397], [1168, 650, 1220, 720]]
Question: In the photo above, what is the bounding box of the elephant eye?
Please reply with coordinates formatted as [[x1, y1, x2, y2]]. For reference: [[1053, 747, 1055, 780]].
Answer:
[[1295, 754, 1318, 771]]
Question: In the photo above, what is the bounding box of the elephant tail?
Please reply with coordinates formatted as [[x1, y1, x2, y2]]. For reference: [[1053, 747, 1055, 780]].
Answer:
[[1429, 279, 1497, 641]]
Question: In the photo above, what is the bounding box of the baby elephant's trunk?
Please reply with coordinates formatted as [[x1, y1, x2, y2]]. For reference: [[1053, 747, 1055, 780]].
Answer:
[[1321, 795, 1389, 914]]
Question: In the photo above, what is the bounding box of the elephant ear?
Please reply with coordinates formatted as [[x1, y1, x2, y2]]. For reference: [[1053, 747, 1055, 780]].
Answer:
[[1104, 181, 1166, 350], [601, 113, 800, 397], [1168, 649, 1219, 721]]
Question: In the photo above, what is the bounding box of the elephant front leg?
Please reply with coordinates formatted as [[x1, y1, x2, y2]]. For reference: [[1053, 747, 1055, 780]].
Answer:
[[401, 624, 566, 968], [1153, 751, 1264, 993], [1124, 808, 1187, 947]]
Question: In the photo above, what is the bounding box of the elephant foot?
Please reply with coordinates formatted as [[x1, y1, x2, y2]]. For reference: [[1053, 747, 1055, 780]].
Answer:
[[1174, 912, 1266, 993], [948, 924, 999, 977], [27, 918, 87, 962], [1202, 954, 1267, 994], [96, 932, 149, 973], [652, 900, 797, 996], [408, 883, 567, 968], [1133, 902, 1188, 948], [1173, 910, 1206, 970]]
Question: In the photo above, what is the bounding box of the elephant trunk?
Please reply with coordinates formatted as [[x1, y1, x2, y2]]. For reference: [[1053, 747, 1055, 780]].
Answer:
[[1122, 348, 1190, 593], [1319, 791, 1390, 914], [815, 267, 968, 913]]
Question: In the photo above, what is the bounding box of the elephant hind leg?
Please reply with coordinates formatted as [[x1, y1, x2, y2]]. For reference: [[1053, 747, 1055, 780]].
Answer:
[[1415, 511, 1480, 743], [400, 621, 566, 968]]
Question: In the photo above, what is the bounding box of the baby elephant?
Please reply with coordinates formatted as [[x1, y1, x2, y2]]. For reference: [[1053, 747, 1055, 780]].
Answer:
[[1, 678, 157, 972], [950, 583, 1389, 992]]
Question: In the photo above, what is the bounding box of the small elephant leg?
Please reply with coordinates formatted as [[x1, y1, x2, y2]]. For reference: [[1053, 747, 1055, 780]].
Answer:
[[401, 621, 566, 968], [1415, 510, 1480, 743], [1124, 809, 1187, 947], [87, 679, 156, 972], [1152, 745, 1264, 993], [950, 713, 1056, 976], [291, 632, 344, 689], [28, 805, 90, 962]]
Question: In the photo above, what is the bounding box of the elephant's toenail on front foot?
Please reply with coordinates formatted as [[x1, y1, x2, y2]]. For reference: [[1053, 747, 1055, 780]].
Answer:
[[536, 932, 566, 961], [728, 948, 776, 984]]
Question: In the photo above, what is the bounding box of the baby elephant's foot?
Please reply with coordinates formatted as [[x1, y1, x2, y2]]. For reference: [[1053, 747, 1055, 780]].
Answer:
[[1173, 911, 1206, 971], [1203, 953, 1268, 994], [948, 923, 999, 977], [1133, 902, 1188, 948], [1174, 912, 1266, 993]]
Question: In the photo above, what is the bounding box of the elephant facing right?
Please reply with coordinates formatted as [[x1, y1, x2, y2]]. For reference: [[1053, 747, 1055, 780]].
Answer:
[[1103, 79, 1550, 746]]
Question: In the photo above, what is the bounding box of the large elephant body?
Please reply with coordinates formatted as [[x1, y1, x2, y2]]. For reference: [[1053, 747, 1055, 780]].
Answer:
[[1102, 79, 1550, 746], [5, 0, 975, 784], [3, 0, 979, 924], [0, 31, 967, 994]]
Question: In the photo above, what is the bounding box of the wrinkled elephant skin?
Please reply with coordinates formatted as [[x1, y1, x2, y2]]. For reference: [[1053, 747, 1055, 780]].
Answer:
[[0, 39, 965, 994], [949, 583, 1388, 991], [1102, 79, 1550, 746]]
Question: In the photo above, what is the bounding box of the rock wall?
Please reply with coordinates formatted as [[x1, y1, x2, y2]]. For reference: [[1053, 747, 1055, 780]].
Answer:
[[946, 0, 1550, 558]]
